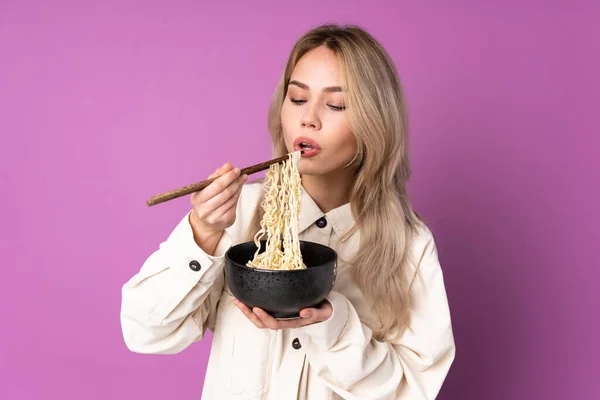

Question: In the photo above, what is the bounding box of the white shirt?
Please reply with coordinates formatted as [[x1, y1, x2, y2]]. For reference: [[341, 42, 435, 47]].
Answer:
[[120, 182, 455, 399]]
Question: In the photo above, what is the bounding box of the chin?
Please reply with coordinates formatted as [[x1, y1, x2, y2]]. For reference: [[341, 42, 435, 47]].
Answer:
[[297, 164, 312, 176], [298, 162, 338, 178], [297, 160, 319, 176]]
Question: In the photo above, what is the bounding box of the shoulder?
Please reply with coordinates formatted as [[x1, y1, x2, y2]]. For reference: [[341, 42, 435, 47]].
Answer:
[[407, 220, 441, 271]]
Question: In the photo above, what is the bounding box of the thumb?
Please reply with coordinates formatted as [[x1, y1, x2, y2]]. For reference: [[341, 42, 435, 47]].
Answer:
[[299, 307, 322, 322], [301, 300, 333, 322]]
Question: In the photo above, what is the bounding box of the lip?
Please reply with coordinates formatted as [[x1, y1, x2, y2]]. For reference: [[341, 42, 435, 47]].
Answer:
[[293, 136, 321, 157]]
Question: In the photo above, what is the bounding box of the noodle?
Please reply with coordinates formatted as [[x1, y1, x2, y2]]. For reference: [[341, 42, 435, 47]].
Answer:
[[246, 151, 306, 270]]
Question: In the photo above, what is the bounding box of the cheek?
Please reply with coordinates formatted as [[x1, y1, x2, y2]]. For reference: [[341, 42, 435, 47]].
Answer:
[[280, 106, 292, 143], [340, 136, 358, 162], [333, 122, 357, 157], [280, 104, 296, 134], [280, 101, 297, 126]]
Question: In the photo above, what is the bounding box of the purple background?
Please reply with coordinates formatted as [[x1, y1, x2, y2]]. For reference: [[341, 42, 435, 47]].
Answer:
[[1, 1, 598, 399]]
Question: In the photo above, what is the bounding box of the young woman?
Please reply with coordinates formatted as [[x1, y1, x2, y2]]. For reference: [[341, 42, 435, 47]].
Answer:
[[121, 24, 455, 399]]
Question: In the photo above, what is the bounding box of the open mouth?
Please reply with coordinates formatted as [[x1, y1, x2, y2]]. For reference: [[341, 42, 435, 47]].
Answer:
[[293, 137, 321, 157]]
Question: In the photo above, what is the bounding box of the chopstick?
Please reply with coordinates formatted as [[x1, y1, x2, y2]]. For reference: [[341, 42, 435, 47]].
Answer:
[[146, 150, 304, 207]]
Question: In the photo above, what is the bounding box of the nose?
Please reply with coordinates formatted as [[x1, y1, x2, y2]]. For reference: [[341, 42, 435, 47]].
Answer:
[[301, 105, 321, 130]]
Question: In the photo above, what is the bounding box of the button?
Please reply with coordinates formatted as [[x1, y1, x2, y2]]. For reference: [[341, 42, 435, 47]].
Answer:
[[316, 217, 327, 228], [189, 260, 201, 271], [292, 338, 302, 349]]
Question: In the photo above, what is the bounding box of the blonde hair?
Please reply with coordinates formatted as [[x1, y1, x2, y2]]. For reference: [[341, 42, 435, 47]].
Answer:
[[246, 24, 423, 341]]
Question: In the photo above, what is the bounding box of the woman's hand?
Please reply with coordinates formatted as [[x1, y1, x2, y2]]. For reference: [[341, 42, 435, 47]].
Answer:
[[191, 162, 247, 233], [188, 163, 247, 254], [233, 298, 333, 329]]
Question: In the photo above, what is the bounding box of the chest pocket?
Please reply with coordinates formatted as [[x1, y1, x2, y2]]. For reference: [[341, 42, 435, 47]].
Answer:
[[213, 291, 275, 399]]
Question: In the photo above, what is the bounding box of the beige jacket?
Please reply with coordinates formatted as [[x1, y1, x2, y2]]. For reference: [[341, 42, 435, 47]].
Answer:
[[120, 182, 455, 400]]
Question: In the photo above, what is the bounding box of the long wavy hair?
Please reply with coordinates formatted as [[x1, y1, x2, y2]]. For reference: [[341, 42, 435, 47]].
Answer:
[[245, 24, 423, 341]]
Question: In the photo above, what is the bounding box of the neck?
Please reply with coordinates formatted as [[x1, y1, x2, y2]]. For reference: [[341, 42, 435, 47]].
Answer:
[[301, 169, 354, 213]]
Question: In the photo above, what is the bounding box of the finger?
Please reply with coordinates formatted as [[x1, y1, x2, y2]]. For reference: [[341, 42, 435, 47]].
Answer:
[[270, 318, 304, 329], [214, 176, 246, 219], [220, 162, 233, 173], [272, 309, 320, 329], [200, 173, 246, 216], [234, 299, 265, 328], [300, 309, 325, 327], [234, 299, 265, 329], [253, 308, 283, 330], [207, 163, 232, 180], [299, 301, 333, 324], [192, 163, 233, 206], [196, 167, 242, 205]]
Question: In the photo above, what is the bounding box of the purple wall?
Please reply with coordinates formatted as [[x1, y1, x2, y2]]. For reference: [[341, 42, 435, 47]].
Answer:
[[1, 1, 598, 399]]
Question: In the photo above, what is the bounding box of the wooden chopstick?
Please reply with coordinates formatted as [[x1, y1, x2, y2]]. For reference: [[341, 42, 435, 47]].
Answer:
[[146, 150, 304, 207]]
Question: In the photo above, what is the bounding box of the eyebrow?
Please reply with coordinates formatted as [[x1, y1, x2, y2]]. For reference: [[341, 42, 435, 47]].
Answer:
[[289, 80, 343, 93]]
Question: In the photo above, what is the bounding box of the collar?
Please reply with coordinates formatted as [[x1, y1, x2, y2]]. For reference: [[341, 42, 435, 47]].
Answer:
[[297, 184, 357, 239]]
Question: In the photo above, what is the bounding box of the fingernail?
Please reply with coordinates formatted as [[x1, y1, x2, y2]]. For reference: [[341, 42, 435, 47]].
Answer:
[[242, 174, 248, 181], [234, 168, 241, 175], [303, 312, 312, 318]]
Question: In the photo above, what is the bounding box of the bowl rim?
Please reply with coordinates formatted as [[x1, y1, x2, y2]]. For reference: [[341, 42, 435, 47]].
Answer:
[[225, 239, 337, 273]]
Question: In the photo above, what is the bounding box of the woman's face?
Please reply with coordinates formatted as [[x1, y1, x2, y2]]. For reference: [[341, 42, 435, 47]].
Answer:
[[281, 46, 358, 176]]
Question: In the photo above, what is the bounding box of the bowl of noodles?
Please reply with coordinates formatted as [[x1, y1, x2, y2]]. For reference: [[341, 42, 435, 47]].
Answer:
[[224, 150, 337, 318], [225, 239, 337, 318]]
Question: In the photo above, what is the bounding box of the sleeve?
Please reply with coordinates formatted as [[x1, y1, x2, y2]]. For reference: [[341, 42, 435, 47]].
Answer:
[[119, 210, 233, 355], [294, 234, 455, 400]]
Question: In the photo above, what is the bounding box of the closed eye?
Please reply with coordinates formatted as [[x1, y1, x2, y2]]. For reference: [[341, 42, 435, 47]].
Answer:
[[291, 98, 345, 111]]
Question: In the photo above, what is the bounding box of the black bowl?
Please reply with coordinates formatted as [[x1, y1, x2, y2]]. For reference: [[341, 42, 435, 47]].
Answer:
[[225, 240, 337, 319]]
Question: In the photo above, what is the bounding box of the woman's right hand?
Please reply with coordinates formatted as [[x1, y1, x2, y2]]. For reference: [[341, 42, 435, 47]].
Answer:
[[189, 163, 248, 252]]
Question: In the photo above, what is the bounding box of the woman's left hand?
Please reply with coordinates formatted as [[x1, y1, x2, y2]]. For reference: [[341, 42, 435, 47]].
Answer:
[[233, 298, 333, 329]]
